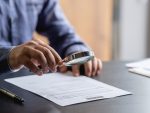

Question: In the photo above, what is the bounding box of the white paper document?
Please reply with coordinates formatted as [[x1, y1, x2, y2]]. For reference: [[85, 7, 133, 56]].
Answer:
[[5, 73, 131, 106], [129, 68, 150, 77], [126, 59, 150, 77], [126, 58, 150, 69]]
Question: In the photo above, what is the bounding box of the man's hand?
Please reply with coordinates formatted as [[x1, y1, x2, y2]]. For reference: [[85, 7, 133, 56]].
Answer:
[[9, 40, 62, 75], [59, 56, 102, 77]]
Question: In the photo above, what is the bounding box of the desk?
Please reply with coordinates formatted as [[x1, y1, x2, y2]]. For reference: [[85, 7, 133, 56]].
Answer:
[[0, 61, 150, 113]]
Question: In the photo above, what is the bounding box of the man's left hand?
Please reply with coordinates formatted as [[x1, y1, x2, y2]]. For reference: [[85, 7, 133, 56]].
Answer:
[[59, 57, 102, 77]]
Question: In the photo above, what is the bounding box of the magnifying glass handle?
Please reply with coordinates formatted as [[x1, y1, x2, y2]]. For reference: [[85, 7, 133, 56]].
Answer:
[[67, 65, 85, 75]]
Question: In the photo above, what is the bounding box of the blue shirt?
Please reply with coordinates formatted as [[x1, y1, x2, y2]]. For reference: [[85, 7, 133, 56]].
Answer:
[[0, 0, 89, 74]]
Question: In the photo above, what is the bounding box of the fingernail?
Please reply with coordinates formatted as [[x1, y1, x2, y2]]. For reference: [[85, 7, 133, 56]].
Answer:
[[53, 69, 57, 72], [88, 73, 91, 77], [45, 67, 49, 73], [75, 73, 79, 76], [51, 67, 57, 72], [97, 70, 101, 74], [92, 72, 96, 76], [44, 70, 49, 73], [55, 66, 58, 72], [97, 70, 101, 75], [37, 71, 43, 76]]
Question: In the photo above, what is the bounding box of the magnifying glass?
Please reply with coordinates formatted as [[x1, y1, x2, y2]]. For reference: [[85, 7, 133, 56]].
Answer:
[[37, 51, 94, 74], [60, 51, 95, 66]]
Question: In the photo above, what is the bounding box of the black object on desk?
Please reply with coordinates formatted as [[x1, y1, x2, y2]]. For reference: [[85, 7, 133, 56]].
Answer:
[[0, 88, 24, 103]]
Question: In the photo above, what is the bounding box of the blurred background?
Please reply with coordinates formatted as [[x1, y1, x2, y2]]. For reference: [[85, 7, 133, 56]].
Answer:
[[60, 0, 150, 61]]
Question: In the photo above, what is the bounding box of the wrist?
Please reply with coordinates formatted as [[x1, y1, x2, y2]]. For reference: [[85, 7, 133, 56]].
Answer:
[[8, 47, 23, 72]]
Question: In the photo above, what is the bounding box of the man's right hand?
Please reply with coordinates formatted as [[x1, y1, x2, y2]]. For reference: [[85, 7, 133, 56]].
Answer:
[[9, 40, 62, 76]]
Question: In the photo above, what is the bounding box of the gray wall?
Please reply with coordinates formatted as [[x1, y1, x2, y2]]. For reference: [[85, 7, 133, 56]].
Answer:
[[113, 0, 149, 60], [147, 1, 150, 57]]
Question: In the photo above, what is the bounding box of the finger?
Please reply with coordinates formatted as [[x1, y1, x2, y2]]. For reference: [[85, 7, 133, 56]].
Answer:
[[84, 61, 92, 77], [72, 65, 80, 76], [34, 45, 56, 72], [22, 57, 43, 76], [25, 47, 48, 72], [59, 65, 67, 73], [96, 59, 103, 75], [92, 57, 98, 76], [30, 59, 39, 66], [49, 47, 62, 64], [35, 39, 62, 64]]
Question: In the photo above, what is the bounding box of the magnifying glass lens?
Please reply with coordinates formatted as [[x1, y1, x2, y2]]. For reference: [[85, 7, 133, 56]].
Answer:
[[60, 51, 94, 66], [64, 56, 94, 66]]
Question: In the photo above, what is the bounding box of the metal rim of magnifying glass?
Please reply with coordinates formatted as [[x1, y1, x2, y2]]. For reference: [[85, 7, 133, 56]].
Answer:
[[62, 51, 95, 66]]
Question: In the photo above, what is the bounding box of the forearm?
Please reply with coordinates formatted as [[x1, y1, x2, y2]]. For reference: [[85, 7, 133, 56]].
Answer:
[[36, 0, 89, 58]]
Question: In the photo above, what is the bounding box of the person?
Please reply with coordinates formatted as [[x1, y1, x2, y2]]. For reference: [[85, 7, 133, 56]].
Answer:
[[0, 0, 102, 76]]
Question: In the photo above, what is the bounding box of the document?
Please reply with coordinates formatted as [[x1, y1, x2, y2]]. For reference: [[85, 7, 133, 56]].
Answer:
[[128, 68, 150, 77], [126, 58, 150, 69], [126, 59, 150, 77], [5, 73, 131, 106]]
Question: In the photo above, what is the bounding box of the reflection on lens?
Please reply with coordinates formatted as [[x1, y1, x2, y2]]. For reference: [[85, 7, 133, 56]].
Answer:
[[65, 56, 94, 66]]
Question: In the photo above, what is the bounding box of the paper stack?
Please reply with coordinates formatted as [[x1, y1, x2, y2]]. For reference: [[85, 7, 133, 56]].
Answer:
[[126, 59, 150, 77]]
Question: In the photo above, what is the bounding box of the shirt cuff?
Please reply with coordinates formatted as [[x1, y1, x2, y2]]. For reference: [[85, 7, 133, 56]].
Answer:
[[64, 44, 91, 57]]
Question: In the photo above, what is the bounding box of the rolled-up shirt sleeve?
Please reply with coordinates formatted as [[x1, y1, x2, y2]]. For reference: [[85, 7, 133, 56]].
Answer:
[[0, 47, 12, 74], [36, 0, 90, 58]]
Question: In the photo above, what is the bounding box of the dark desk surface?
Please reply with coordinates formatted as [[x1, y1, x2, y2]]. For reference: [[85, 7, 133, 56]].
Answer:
[[1, 61, 150, 113]]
